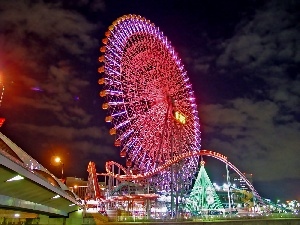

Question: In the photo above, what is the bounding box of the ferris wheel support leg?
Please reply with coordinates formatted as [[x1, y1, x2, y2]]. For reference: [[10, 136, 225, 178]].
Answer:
[[175, 170, 179, 220], [226, 163, 232, 217], [170, 124, 175, 219], [146, 180, 151, 219]]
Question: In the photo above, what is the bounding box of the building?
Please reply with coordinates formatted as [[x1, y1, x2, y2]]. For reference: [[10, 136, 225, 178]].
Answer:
[[230, 173, 253, 191]]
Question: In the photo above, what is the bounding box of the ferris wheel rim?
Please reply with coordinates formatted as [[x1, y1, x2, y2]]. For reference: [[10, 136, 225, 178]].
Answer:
[[98, 14, 201, 188]]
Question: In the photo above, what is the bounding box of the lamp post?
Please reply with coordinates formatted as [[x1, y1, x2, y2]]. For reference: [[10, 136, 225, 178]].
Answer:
[[52, 156, 64, 180]]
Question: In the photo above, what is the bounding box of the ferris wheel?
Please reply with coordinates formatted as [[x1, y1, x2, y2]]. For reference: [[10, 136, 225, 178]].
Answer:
[[98, 14, 201, 190]]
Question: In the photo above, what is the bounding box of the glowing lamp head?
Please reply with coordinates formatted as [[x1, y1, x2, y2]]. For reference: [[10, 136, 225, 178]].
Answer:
[[54, 157, 61, 163]]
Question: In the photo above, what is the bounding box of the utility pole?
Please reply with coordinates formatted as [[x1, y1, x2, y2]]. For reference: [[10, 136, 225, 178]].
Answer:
[[226, 163, 232, 216]]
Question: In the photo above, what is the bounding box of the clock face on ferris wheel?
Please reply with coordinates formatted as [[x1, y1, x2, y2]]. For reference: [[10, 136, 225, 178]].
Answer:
[[98, 14, 201, 190]]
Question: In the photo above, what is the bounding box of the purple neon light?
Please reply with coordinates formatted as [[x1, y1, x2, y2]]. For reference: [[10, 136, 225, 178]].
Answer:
[[99, 14, 201, 191]]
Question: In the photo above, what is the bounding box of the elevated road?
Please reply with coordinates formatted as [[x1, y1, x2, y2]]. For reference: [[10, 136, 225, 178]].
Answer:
[[0, 132, 81, 217]]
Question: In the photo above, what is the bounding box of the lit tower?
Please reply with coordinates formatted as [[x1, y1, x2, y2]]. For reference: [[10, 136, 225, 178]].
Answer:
[[0, 72, 5, 127], [185, 159, 224, 216]]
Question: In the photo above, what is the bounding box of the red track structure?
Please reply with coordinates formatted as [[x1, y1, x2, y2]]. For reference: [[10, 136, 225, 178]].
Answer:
[[92, 150, 264, 205], [85, 161, 103, 201]]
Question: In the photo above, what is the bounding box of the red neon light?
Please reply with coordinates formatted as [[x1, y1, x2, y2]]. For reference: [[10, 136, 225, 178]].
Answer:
[[0, 118, 5, 127]]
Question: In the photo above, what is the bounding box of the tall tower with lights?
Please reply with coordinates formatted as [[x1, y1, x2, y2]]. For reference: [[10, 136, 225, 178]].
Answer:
[[0, 73, 5, 127]]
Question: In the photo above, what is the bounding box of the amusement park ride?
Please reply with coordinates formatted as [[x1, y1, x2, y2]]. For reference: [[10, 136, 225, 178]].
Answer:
[[84, 14, 266, 219]]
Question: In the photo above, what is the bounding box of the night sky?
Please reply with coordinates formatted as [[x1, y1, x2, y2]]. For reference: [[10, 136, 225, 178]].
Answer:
[[0, 0, 299, 201]]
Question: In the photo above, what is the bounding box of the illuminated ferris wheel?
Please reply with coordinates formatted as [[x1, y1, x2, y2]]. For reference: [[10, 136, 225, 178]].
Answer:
[[98, 14, 201, 190]]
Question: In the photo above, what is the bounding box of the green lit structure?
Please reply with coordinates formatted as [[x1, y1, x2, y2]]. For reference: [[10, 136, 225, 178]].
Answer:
[[185, 160, 224, 216]]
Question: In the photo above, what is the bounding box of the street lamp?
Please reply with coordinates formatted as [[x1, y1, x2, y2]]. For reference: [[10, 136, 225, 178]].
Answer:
[[51, 156, 64, 180]]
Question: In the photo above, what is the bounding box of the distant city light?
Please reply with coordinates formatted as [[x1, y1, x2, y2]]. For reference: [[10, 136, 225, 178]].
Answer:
[[0, 118, 5, 127], [213, 183, 221, 191], [223, 183, 229, 190]]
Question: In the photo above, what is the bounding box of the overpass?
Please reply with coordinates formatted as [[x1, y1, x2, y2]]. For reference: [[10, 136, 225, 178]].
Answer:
[[0, 132, 81, 218]]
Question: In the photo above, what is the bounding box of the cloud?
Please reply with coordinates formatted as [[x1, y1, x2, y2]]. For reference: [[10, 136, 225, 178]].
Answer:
[[0, 0, 99, 125], [0, 1, 98, 53], [62, 0, 106, 12], [11, 123, 111, 141], [9, 121, 117, 170], [199, 97, 300, 181], [187, 0, 300, 185], [217, 1, 300, 72]]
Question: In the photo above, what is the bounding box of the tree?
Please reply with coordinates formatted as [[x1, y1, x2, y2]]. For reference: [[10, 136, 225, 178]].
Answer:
[[185, 161, 224, 216]]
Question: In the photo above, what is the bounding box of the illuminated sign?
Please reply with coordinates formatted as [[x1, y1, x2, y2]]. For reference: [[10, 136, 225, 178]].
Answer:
[[174, 111, 186, 124]]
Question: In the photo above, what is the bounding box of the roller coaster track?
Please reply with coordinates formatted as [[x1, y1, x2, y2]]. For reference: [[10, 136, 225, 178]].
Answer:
[[97, 149, 264, 204]]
